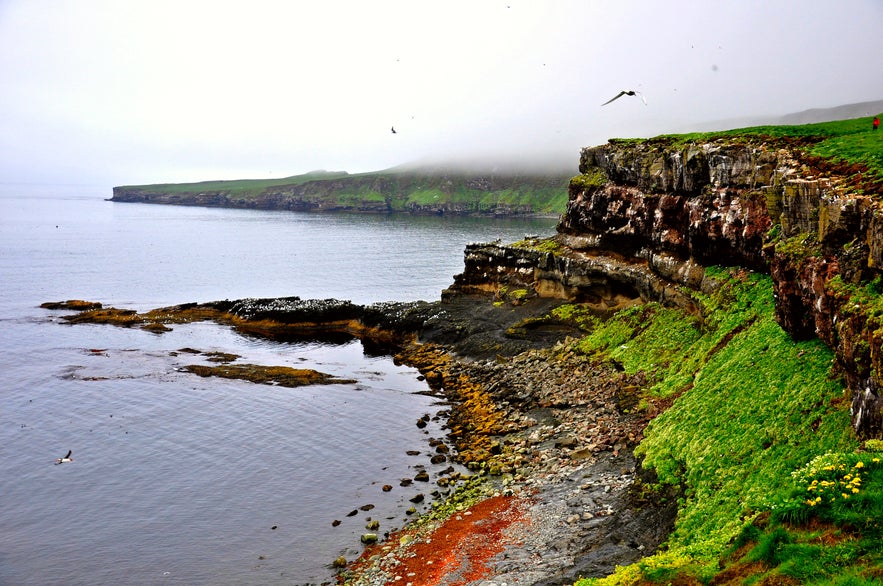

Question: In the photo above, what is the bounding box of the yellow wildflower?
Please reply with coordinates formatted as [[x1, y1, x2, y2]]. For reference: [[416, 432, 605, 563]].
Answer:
[[854, 461, 865, 469], [852, 487, 860, 494]]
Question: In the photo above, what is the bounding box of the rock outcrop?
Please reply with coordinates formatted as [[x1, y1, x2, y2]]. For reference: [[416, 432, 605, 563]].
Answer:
[[445, 136, 883, 437]]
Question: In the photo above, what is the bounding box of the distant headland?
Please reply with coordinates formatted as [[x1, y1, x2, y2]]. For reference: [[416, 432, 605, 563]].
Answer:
[[110, 166, 576, 217]]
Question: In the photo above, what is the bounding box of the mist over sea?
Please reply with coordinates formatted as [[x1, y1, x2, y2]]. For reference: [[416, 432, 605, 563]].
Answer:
[[0, 184, 556, 585]]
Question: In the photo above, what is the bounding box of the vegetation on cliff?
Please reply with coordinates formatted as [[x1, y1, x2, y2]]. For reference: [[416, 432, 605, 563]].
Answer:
[[497, 113, 883, 582], [569, 267, 881, 584]]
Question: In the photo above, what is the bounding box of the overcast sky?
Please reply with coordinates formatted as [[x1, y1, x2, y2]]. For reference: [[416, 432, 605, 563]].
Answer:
[[1, 0, 881, 186]]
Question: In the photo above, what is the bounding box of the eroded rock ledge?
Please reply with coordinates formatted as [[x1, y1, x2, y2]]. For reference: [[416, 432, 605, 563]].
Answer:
[[455, 136, 883, 437]]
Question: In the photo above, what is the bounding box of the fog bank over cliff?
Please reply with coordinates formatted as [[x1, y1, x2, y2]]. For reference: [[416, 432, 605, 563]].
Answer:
[[2, 1, 880, 186], [685, 99, 883, 133]]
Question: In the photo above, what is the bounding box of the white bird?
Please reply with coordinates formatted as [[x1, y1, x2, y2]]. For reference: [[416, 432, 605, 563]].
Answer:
[[55, 450, 73, 465], [601, 90, 647, 106]]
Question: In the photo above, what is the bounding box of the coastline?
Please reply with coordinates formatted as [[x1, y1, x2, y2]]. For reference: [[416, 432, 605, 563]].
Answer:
[[108, 169, 573, 218], [339, 339, 678, 585], [45, 293, 677, 584]]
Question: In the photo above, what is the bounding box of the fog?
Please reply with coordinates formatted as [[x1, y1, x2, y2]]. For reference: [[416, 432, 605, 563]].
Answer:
[[1, 0, 881, 186]]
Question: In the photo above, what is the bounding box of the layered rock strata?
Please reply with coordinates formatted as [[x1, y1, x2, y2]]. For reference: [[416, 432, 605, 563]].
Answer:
[[447, 137, 883, 437]]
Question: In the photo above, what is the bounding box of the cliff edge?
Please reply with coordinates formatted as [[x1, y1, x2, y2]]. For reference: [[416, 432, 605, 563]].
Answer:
[[447, 122, 883, 438]]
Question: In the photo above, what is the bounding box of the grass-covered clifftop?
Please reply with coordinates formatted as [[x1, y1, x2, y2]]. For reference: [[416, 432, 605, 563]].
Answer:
[[677, 116, 883, 177], [655, 114, 883, 195], [112, 167, 573, 216]]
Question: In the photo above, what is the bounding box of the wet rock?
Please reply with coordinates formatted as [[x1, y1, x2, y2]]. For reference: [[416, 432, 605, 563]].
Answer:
[[40, 300, 103, 311], [182, 363, 355, 388]]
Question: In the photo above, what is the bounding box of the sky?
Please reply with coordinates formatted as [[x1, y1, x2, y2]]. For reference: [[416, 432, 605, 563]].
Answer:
[[1, 0, 881, 187]]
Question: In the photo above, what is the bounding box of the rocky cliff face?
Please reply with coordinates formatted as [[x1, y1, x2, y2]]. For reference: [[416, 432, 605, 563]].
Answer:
[[448, 137, 883, 437]]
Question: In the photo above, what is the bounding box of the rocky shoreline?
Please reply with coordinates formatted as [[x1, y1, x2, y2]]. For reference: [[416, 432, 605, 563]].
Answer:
[[44, 291, 678, 585], [343, 337, 679, 586]]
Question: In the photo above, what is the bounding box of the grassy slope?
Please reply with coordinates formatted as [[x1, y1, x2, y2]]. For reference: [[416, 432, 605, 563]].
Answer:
[[118, 170, 352, 194], [569, 269, 879, 584], [568, 115, 883, 585]]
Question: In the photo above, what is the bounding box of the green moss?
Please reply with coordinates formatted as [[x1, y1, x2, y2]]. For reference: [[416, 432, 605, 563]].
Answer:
[[568, 168, 607, 191], [510, 236, 563, 254], [573, 267, 858, 584], [550, 303, 599, 331], [774, 232, 823, 265]]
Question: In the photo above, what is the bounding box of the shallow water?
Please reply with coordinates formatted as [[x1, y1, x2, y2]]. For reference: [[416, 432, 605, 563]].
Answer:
[[0, 184, 557, 584]]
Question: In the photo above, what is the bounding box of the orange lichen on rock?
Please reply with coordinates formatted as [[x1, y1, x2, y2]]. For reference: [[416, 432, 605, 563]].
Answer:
[[183, 363, 356, 387], [396, 343, 508, 466]]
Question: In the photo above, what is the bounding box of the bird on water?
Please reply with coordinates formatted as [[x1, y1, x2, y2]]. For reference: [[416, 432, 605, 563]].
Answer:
[[601, 90, 647, 106], [55, 450, 73, 464]]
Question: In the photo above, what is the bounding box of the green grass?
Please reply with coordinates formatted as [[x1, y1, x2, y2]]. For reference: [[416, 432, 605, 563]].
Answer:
[[572, 267, 860, 585], [655, 114, 883, 179], [118, 170, 352, 194]]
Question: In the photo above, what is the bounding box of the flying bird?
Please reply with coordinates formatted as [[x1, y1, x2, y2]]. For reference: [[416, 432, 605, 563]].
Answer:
[[601, 90, 647, 106], [55, 450, 73, 465], [391, 126, 397, 134]]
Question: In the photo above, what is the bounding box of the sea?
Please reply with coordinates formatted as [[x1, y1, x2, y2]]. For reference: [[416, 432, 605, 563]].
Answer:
[[0, 183, 558, 585]]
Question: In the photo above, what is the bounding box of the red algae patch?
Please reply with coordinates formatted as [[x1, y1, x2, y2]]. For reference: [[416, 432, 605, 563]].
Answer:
[[351, 494, 530, 586]]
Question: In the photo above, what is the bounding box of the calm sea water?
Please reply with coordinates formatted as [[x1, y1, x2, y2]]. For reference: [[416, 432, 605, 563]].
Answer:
[[0, 184, 557, 585]]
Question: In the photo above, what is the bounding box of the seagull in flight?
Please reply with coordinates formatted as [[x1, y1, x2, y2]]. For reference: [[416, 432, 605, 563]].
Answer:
[[601, 90, 647, 106], [55, 450, 73, 465], [391, 126, 397, 134]]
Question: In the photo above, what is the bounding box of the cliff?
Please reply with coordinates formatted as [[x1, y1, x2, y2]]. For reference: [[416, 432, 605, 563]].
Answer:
[[111, 169, 572, 216], [447, 124, 883, 438]]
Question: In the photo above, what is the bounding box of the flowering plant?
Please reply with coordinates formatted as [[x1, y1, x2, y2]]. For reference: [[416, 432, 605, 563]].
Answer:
[[774, 452, 883, 528]]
